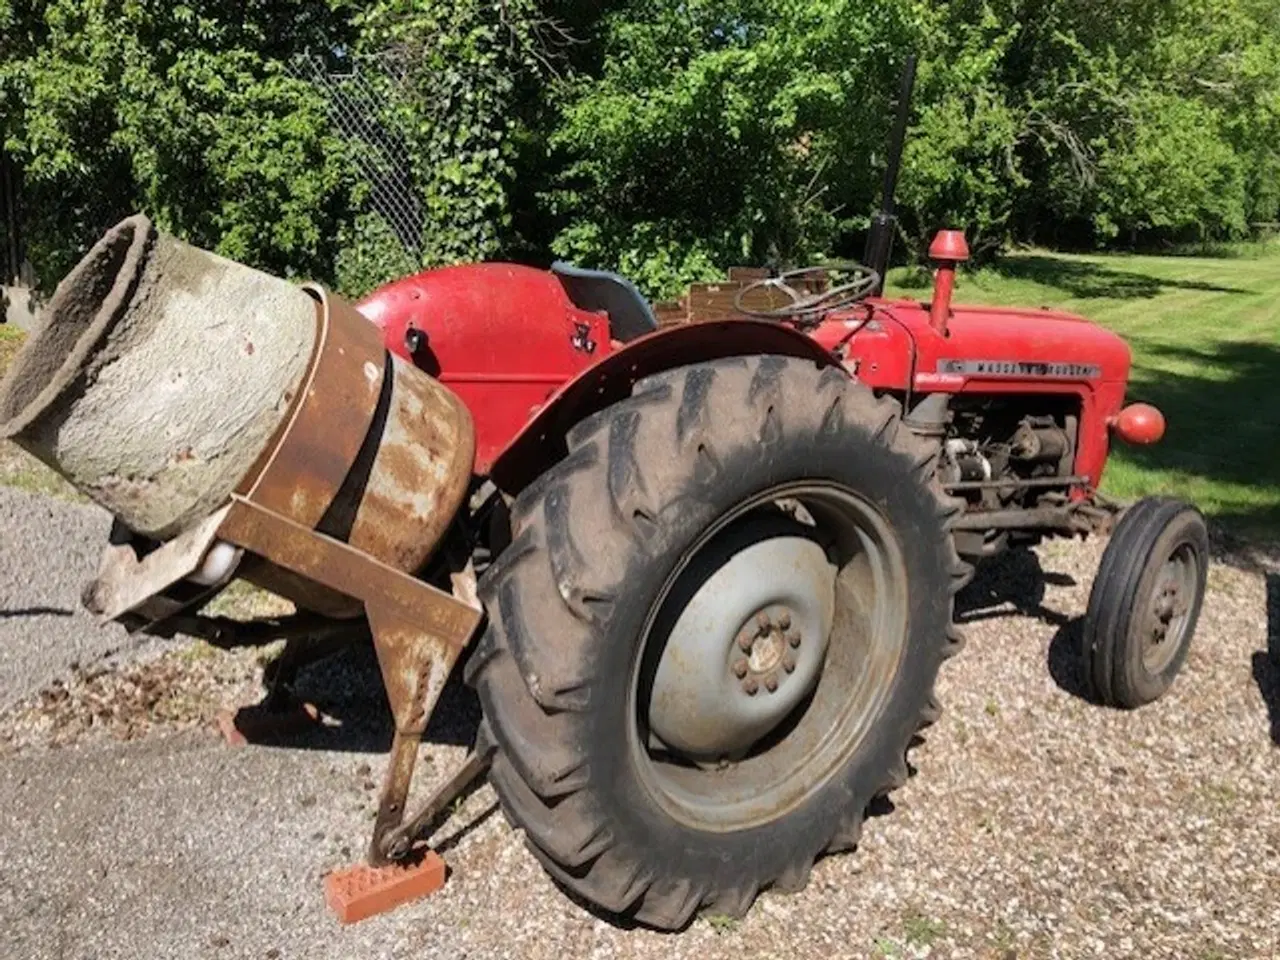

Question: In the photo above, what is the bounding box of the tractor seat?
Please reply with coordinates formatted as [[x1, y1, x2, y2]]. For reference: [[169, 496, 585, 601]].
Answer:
[[551, 261, 659, 343]]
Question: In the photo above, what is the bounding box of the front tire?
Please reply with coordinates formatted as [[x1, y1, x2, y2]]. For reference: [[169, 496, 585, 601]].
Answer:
[[465, 356, 967, 929], [1081, 496, 1209, 708]]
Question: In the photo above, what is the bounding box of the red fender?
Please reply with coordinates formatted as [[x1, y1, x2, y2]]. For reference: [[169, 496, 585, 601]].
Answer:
[[489, 319, 839, 493]]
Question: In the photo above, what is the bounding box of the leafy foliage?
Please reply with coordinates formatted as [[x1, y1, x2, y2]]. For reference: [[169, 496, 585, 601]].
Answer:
[[354, 0, 552, 268], [998, 0, 1270, 246], [2, 0, 1279, 300], [333, 210, 420, 299], [0, 1, 355, 285], [543, 0, 1280, 294], [543, 0, 930, 298]]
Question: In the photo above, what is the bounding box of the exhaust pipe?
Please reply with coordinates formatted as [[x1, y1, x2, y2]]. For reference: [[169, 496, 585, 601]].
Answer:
[[863, 54, 917, 295]]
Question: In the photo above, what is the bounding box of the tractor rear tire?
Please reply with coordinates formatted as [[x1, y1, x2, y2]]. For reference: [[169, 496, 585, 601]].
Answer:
[[1081, 496, 1209, 708], [465, 356, 968, 929]]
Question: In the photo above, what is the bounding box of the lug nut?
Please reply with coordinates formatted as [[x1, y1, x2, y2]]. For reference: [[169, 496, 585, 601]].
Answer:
[[782, 653, 796, 674], [764, 674, 779, 693], [786, 631, 801, 648], [737, 631, 753, 652], [743, 678, 760, 696], [777, 612, 792, 631], [732, 659, 749, 679], [756, 611, 772, 634]]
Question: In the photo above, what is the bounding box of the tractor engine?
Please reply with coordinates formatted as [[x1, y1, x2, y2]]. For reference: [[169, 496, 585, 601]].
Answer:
[[936, 395, 1087, 556], [940, 396, 1077, 506]]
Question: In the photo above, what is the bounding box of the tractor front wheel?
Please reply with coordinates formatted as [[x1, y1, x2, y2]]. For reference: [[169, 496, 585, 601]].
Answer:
[[1081, 496, 1209, 708], [465, 356, 967, 929]]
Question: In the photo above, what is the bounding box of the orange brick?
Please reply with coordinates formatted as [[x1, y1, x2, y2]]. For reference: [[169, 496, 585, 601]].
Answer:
[[323, 851, 448, 924]]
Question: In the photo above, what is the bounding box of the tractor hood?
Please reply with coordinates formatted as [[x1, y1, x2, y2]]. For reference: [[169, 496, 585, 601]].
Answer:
[[885, 299, 1135, 386]]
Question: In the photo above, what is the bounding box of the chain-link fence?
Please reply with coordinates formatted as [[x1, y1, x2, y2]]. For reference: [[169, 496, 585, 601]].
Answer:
[[288, 51, 426, 261]]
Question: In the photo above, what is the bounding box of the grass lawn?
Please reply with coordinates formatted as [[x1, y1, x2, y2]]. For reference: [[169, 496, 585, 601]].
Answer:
[[887, 244, 1280, 543]]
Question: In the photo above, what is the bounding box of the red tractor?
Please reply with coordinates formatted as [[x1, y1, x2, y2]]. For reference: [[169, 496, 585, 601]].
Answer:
[[2, 58, 1207, 929], [348, 58, 1208, 924]]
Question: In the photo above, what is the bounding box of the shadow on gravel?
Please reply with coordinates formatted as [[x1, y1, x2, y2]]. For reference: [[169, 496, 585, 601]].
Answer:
[[0, 605, 73, 618], [1047, 618, 1099, 704], [955, 548, 1101, 704], [231, 640, 482, 755], [1252, 654, 1280, 746], [434, 800, 501, 855], [1251, 572, 1280, 746], [955, 548, 1074, 627]]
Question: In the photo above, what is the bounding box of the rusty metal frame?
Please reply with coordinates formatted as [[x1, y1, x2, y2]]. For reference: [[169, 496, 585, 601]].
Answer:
[[379, 745, 494, 862], [84, 506, 237, 629], [218, 495, 483, 864], [89, 491, 485, 865], [91, 492, 484, 856]]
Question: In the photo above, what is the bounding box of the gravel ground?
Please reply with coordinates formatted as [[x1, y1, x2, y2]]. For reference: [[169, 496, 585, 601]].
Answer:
[[0, 487, 149, 713], [2, 489, 1279, 960]]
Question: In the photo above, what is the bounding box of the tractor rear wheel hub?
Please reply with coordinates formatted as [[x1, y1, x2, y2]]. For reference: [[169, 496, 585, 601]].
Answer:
[[647, 529, 837, 760]]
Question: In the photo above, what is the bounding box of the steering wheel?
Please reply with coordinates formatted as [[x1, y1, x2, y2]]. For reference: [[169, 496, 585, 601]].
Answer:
[[733, 262, 881, 323]]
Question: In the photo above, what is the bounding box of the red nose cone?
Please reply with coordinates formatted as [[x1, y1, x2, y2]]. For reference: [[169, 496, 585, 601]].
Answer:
[[929, 229, 970, 263], [1112, 403, 1166, 445]]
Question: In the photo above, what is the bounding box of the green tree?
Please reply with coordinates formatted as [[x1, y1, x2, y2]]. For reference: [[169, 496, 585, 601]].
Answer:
[[542, 0, 1280, 295], [0, 0, 354, 286], [543, 0, 934, 299], [999, 0, 1277, 245], [4, 0, 1280, 301]]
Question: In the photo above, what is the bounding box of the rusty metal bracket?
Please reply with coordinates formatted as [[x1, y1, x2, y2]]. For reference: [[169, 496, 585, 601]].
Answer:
[[212, 496, 484, 865], [369, 560, 492, 864], [364, 604, 467, 865], [83, 506, 239, 631], [378, 745, 495, 863], [215, 498, 479, 639]]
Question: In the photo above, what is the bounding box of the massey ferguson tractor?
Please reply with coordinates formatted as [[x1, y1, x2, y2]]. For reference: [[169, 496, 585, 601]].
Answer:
[[0, 59, 1208, 929]]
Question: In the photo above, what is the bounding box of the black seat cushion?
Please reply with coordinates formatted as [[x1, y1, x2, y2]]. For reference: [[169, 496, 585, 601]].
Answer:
[[551, 261, 659, 342]]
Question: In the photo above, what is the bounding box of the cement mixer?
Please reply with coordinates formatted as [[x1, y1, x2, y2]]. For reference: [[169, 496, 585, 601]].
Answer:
[[0, 215, 486, 899], [1, 196, 1206, 931]]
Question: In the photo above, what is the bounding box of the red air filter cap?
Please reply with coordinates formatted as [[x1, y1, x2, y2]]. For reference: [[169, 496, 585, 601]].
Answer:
[[928, 230, 970, 262]]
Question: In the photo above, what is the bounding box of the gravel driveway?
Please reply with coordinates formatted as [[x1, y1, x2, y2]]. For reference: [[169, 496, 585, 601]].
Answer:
[[0, 488, 132, 713], [2, 487, 1278, 960]]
